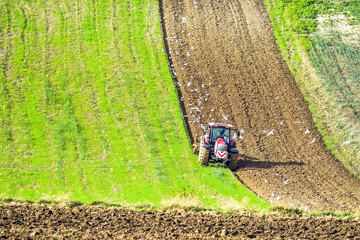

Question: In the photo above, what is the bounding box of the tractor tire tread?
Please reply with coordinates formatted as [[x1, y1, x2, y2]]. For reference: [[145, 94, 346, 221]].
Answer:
[[199, 147, 210, 166], [229, 153, 239, 171]]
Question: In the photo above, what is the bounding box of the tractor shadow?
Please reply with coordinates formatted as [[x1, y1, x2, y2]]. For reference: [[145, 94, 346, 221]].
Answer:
[[234, 154, 305, 171]]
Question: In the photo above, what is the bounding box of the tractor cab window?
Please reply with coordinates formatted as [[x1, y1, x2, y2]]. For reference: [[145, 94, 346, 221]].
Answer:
[[210, 127, 230, 143]]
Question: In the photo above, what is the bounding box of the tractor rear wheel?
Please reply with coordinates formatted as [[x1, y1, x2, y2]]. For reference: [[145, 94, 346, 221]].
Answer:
[[199, 147, 210, 166], [228, 153, 239, 171]]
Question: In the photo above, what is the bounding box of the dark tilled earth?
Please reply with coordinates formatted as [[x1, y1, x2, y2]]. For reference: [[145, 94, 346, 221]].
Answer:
[[1, 203, 360, 239], [160, 0, 360, 212]]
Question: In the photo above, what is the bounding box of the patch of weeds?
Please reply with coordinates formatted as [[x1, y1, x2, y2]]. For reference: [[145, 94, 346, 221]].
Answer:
[[270, 206, 303, 216], [38, 199, 53, 205], [0, 198, 14, 204], [311, 211, 354, 218], [209, 162, 227, 169], [66, 201, 83, 208], [133, 204, 157, 210]]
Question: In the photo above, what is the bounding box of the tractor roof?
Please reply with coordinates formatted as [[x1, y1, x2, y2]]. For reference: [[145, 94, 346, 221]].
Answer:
[[208, 122, 233, 129]]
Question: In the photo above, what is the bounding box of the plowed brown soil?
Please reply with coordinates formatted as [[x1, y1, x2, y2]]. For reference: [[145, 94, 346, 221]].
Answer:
[[1, 203, 360, 239], [160, 0, 360, 212]]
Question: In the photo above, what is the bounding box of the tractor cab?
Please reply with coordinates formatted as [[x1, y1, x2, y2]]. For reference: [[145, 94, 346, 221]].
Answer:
[[209, 124, 231, 144], [204, 122, 234, 146]]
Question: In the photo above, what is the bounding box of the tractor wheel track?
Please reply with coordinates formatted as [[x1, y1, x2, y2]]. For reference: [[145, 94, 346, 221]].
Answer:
[[160, 0, 360, 212]]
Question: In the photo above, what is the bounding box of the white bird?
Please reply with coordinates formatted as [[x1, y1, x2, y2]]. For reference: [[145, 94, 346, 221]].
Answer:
[[191, 107, 201, 112], [277, 120, 285, 125], [267, 129, 274, 136]]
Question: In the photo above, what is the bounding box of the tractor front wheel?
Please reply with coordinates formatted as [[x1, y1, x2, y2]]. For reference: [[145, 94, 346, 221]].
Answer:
[[228, 153, 239, 171], [199, 147, 210, 166]]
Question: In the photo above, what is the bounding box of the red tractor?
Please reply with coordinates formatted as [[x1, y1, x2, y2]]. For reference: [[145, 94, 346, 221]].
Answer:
[[193, 122, 240, 170]]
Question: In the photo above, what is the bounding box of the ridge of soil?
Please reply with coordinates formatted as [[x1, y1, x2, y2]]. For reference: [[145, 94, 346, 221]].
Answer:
[[1, 203, 360, 239], [160, 0, 360, 212]]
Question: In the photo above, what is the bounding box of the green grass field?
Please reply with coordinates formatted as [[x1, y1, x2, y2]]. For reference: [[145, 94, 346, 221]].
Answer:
[[0, 0, 268, 212], [264, 0, 360, 175]]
